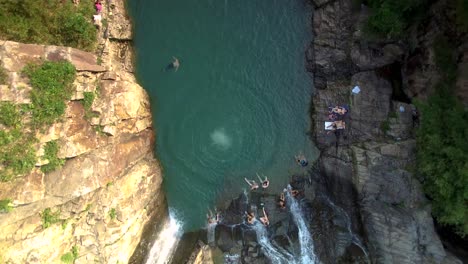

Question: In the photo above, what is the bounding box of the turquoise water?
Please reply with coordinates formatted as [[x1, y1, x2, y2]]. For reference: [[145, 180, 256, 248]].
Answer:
[[129, 0, 316, 230]]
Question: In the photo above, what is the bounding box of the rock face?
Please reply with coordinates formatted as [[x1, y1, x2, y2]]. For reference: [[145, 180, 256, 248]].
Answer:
[[0, 0, 166, 263], [308, 0, 463, 263]]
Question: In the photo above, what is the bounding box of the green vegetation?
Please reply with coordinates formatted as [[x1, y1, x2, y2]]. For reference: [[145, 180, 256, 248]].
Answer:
[[380, 120, 390, 134], [23, 61, 76, 127], [0, 61, 76, 181], [363, 0, 427, 39], [82, 91, 96, 119], [109, 208, 117, 220], [0, 0, 96, 51], [0, 67, 7, 84], [0, 199, 13, 213], [0, 102, 21, 128], [415, 35, 468, 236], [0, 128, 37, 182], [60, 246, 78, 263], [41, 208, 61, 229], [41, 140, 65, 173]]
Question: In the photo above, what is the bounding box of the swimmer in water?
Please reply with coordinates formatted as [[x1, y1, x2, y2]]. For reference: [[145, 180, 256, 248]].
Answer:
[[256, 173, 269, 189], [172, 56, 179, 71], [244, 178, 259, 191], [278, 192, 286, 209], [259, 207, 269, 226]]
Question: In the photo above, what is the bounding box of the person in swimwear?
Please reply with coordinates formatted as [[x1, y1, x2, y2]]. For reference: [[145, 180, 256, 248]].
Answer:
[[244, 178, 259, 191], [259, 207, 269, 226], [245, 211, 255, 224], [256, 173, 269, 189], [206, 209, 219, 224], [278, 192, 286, 209], [172, 56, 180, 71]]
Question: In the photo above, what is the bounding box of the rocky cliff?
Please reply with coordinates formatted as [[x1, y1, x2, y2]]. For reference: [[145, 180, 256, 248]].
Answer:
[[308, 0, 464, 263], [0, 0, 166, 263]]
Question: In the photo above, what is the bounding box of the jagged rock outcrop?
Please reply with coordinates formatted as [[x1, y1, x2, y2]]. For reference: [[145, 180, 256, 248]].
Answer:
[[309, 0, 462, 263], [0, 0, 166, 263]]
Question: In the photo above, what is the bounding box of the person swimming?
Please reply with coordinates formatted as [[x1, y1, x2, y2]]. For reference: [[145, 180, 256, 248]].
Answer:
[[245, 211, 256, 224], [172, 56, 179, 71], [259, 207, 269, 226], [256, 173, 269, 189], [244, 178, 259, 191], [295, 153, 308, 167], [206, 209, 220, 225], [278, 192, 286, 209]]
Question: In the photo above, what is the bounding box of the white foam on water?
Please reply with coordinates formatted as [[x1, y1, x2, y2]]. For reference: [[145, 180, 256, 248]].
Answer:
[[210, 127, 232, 149], [286, 186, 317, 264], [145, 211, 183, 264]]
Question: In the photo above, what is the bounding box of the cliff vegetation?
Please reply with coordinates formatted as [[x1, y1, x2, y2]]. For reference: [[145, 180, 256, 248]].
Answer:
[[0, 0, 96, 51]]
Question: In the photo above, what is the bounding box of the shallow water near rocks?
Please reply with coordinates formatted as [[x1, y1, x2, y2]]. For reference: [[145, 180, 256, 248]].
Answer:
[[129, 0, 316, 230]]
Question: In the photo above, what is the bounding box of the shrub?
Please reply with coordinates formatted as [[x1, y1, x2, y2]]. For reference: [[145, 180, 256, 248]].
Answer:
[[0, 102, 21, 128], [0, 129, 36, 182], [41, 208, 61, 229], [0, 199, 13, 213], [0, 0, 96, 51], [109, 208, 116, 220], [416, 35, 468, 236], [41, 140, 65, 173], [23, 61, 76, 126], [82, 91, 96, 119], [364, 0, 428, 39], [60, 246, 78, 263]]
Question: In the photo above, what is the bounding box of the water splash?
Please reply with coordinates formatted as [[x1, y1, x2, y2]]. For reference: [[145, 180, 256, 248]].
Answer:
[[286, 186, 317, 264], [145, 211, 183, 264], [210, 127, 232, 149], [252, 222, 294, 264]]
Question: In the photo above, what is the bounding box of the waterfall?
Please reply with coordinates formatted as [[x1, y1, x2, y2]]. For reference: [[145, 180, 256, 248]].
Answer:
[[322, 196, 369, 263], [286, 187, 317, 264], [207, 223, 216, 246], [144, 211, 182, 264], [252, 222, 294, 264]]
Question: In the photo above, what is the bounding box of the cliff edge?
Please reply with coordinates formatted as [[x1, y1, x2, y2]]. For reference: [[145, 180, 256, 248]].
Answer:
[[0, 0, 166, 263]]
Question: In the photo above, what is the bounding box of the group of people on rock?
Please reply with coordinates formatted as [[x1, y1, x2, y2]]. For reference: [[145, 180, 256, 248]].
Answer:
[[326, 105, 349, 133]]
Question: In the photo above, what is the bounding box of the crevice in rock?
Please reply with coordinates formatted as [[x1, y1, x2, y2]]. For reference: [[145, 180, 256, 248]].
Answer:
[[376, 62, 412, 104]]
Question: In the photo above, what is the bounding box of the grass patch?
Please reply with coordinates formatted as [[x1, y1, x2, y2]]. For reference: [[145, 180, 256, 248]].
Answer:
[[41, 140, 65, 173], [23, 61, 76, 127], [388, 111, 398, 119], [0, 67, 7, 85], [0, 199, 13, 213], [109, 208, 116, 220], [0, 102, 21, 128], [41, 208, 61, 229], [415, 35, 468, 236], [0, 0, 96, 51], [60, 246, 78, 264], [0, 129, 36, 182], [82, 91, 96, 119]]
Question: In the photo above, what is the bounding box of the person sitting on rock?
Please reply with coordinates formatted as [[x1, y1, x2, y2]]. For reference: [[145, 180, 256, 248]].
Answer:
[[295, 154, 308, 167], [329, 105, 348, 116], [244, 178, 259, 191], [259, 208, 269, 226], [245, 211, 255, 224], [95, 0, 102, 13], [278, 192, 286, 209], [256, 173, 269, 189]]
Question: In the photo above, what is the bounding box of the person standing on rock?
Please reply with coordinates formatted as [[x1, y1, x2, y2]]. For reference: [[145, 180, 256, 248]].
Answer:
[[259, 207, 269, 226]]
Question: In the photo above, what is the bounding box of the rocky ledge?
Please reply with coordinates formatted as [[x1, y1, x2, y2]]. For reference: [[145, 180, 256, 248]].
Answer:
[[308, 0, 464, 263], [0, 0, 166, 263]]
